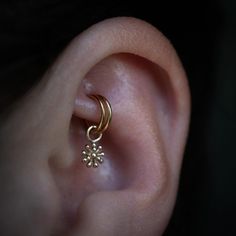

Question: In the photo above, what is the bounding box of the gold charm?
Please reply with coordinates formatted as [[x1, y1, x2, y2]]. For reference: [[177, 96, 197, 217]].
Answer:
[[81, 95, 112, 168], [82, 142, 104, 168], [82, 125, 104, 168]]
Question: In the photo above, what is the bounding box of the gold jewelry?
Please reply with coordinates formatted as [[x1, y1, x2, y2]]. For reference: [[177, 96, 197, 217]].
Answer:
[[81, 95, 112, 168]]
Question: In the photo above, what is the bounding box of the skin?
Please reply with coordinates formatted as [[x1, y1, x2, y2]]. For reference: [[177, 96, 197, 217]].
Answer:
[[0, 17, 190, 236]]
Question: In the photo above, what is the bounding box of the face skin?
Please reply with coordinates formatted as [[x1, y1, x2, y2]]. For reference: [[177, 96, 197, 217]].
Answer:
[[0, 17, 190, 236]]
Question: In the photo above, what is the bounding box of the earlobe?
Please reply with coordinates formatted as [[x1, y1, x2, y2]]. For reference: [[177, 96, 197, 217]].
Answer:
[[43, 17, 190, 235]]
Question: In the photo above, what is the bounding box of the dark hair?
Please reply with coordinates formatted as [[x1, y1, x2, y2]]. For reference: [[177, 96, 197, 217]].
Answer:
[[1, 1, 234, 236]]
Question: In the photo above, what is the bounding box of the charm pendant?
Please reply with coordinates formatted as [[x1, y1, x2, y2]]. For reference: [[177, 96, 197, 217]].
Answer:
[[82, 142, 104, 168], [82, 125, 104, 168], [81, 95, 112, 169]]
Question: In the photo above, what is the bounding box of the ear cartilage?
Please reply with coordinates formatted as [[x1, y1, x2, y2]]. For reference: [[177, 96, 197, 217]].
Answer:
[[82, 95, 112, 168]]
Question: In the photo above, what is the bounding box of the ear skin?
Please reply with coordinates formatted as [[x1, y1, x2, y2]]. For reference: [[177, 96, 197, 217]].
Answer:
[[53, 54, 189, 235], [49, 18, 190, 235], [0, 17, 190, 236]]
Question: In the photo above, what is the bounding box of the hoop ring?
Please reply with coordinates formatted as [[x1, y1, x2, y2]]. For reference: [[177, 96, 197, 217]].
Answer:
[[87, 125, 103, 143], [88, 94, 112, 134]]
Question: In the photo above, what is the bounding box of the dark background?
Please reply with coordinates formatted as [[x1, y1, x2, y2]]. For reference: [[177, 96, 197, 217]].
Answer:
[[0, 1, 236, 235]]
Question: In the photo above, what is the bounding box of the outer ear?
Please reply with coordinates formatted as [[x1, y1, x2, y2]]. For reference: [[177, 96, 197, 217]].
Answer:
[[12, 17, 189, 235], [45, 17, 190, 235]]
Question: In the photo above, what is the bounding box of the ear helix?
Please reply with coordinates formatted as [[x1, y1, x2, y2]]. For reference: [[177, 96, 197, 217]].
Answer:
[[81, 95, 112, 168]]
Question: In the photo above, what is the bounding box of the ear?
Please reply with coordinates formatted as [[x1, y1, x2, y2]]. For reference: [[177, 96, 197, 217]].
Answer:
[[14, 17, 189, 235]]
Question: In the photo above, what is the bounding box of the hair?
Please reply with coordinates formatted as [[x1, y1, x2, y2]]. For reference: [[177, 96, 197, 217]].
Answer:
[[0, 1, 223, 235]]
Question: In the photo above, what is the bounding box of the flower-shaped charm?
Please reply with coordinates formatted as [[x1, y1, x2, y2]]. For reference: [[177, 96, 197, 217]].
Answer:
[[82, 142, 104, 168]]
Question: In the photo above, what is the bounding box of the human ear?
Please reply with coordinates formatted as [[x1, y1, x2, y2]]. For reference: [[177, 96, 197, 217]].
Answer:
[[0, 17, 190, 236], [46, 17, 190, 235]]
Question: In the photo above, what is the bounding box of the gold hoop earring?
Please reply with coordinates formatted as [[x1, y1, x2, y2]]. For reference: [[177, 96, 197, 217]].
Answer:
[[81, 95, 112, 168]]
